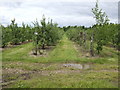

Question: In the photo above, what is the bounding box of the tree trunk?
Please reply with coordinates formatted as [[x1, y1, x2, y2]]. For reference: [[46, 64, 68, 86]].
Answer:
[[90, 33, 94, 56], [42, 44, 45, 49], [35, 47, 37, 55], [83, 32, 86, 49], [34, 38, 38, 55], [79, 32, 83, 46]]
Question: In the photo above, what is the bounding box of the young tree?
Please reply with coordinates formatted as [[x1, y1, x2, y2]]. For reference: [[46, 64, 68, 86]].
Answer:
[[10, 19, 21, 45], [32, 15, 64, 55], [32, 19, 41, 55], [40, 15, 46, 49], [92, 0, 109, 54], [1, 25, 11, 47]]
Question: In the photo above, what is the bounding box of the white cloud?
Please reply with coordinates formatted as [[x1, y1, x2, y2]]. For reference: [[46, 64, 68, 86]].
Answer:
[[0, 0, 119, 3], [0, 0, 118, 27]]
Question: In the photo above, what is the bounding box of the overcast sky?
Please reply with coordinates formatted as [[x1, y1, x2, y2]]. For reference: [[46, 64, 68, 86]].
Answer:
[[0, 0, 119, 27]]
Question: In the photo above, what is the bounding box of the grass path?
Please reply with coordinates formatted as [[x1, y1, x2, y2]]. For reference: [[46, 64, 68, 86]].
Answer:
[[48, 34, 79, 62]]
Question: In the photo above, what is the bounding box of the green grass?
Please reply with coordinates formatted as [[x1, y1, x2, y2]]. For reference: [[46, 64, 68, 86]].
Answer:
[[2, 43, 33, 61], [2, 35, 79, 62], [8, 69, 118, 88], [2, 60, 118, 88], [2, 35, 118, 64], [12, 77, 116, 88], [2, 35, 118, 88], [48, 35, 79, 62]]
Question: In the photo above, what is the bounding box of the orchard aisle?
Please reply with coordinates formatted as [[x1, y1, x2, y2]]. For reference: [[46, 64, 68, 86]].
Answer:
[[48, 34, 80, 61], [2, 34, 118, 88]]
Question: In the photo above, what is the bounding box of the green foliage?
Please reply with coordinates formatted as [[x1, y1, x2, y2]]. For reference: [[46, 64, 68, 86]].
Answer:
[[66, 26, 86, 44], [32, 15, 64, 55], [92, 0, 110, 54], [66, 23, 119, 56], [1, 16, 63, 50], [9, 19, 20, 45], [64, 0, 118, 56], [1, 25, 11, 47], [92, 0, 109, 25], [1, 19, 33, 48]]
